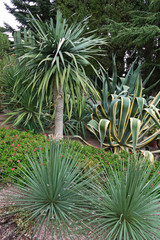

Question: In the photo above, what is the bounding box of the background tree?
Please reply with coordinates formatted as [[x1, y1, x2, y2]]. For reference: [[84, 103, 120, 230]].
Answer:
[[103, 0, 160, 90], [4, 0, 57, 31], [57, 0, 160, 90]]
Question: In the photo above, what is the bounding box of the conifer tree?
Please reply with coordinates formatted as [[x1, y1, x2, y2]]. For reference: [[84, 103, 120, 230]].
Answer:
[[58, 0, 160, 89], [4, 0, 56, 31]]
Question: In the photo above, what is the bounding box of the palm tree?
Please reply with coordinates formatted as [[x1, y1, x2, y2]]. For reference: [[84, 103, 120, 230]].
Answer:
[[16, 11, 106, 138]]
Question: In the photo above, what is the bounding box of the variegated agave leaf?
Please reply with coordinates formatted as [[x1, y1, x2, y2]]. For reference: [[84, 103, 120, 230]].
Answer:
[[87, 89, 160, 153]]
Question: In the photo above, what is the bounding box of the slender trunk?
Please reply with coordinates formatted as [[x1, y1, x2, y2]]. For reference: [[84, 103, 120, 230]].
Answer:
[[54, 82, 64, 139]]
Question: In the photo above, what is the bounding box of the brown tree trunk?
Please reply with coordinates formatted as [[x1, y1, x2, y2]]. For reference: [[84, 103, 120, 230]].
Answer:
[[54, 82, 64, 139]]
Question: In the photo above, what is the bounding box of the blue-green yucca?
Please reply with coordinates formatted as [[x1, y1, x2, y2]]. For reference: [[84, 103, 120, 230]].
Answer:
[[1, 141, 92, 239], [88, 158, 160, 240]]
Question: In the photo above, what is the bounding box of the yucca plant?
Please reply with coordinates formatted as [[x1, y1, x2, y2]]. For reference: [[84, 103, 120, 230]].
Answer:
[[87, 78, 160, 152], [63, 87, 92, 139], [0, 141, 92, 239], [0, 59, 47, 131], [14, 11, 106, 139], [2, 90, 45, 131], [88, 157, 160, 239], [0, 60, 19, 109]]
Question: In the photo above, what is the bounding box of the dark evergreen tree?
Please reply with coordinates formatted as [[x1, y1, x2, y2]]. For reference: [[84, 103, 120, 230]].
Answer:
[[57, 0, 160, 89], [103, 0, 160, 89], [4, 0, 57, 31]]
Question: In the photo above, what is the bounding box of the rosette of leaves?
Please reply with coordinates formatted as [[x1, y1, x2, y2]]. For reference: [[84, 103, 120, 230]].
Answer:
[[87, 157, 160, 239], [0, 141, 92, 239], [87, 77, 160, 152]]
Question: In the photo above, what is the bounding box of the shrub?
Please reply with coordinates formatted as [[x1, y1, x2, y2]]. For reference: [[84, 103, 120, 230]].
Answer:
[[0, 127, 47, 181], [0, 127, 159, 183]]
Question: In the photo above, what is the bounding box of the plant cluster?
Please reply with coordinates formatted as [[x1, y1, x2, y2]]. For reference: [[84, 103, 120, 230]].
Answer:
[[88, 58, 160, 153], [1, 140, 160, 239]]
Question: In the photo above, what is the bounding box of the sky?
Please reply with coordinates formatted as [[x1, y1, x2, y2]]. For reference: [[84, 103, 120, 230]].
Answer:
[[0, 0, 18, 30]]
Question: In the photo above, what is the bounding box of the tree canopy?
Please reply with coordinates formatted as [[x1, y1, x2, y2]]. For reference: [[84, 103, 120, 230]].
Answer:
[[57, 0, 160, 88]]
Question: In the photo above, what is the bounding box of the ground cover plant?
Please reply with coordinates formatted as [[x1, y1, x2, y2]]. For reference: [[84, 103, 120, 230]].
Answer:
[[1, 127, 158, 184], [0, 127, 47, 181]]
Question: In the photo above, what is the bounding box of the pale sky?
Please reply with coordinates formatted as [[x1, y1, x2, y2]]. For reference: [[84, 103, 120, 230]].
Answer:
[[0, 0, 18, 29]]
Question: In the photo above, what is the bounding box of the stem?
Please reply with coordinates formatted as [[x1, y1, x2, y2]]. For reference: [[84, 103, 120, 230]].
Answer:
[[54, 81, 64, 139]]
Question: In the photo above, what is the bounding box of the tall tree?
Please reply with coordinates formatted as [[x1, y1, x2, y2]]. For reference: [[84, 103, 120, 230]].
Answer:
[[4, 0, 56, 31], [14, 11, 106, 138], [103, 0, 160, 88], [57, 0, 160, 89]]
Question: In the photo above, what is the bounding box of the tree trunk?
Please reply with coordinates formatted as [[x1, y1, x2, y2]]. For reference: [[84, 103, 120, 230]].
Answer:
[[54, 82, 64, 139]]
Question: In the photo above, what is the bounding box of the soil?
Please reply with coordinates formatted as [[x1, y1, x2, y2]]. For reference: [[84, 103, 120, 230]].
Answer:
[[0, 186, 88, 240], [0, 112, 10, 129]]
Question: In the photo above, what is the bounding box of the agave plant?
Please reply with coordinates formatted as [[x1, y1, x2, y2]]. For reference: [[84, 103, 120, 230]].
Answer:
[[90, 55, 160, 109], [0, 141, 92, 239], [87, 78, 160, 152], [88, 157, 160, 240]]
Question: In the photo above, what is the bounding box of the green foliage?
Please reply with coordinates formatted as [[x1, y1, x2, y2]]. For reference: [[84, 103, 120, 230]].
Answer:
[[1, 141, 92, 239], [0, 31, 10, 75], [63, 89, 92, 139], [94, 56, 160, 104], [0, 32, 10, 111], [88, 80, 160, 152], [0, 60, 24, 108], [88, 158, 160, 240], [0, 61, 47, 130], [0, 32, 10, 60]]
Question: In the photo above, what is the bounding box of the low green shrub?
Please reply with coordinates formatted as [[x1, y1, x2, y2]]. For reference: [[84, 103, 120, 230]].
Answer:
[[0, 127, 159, 182], [0, 127, 47, 181]]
